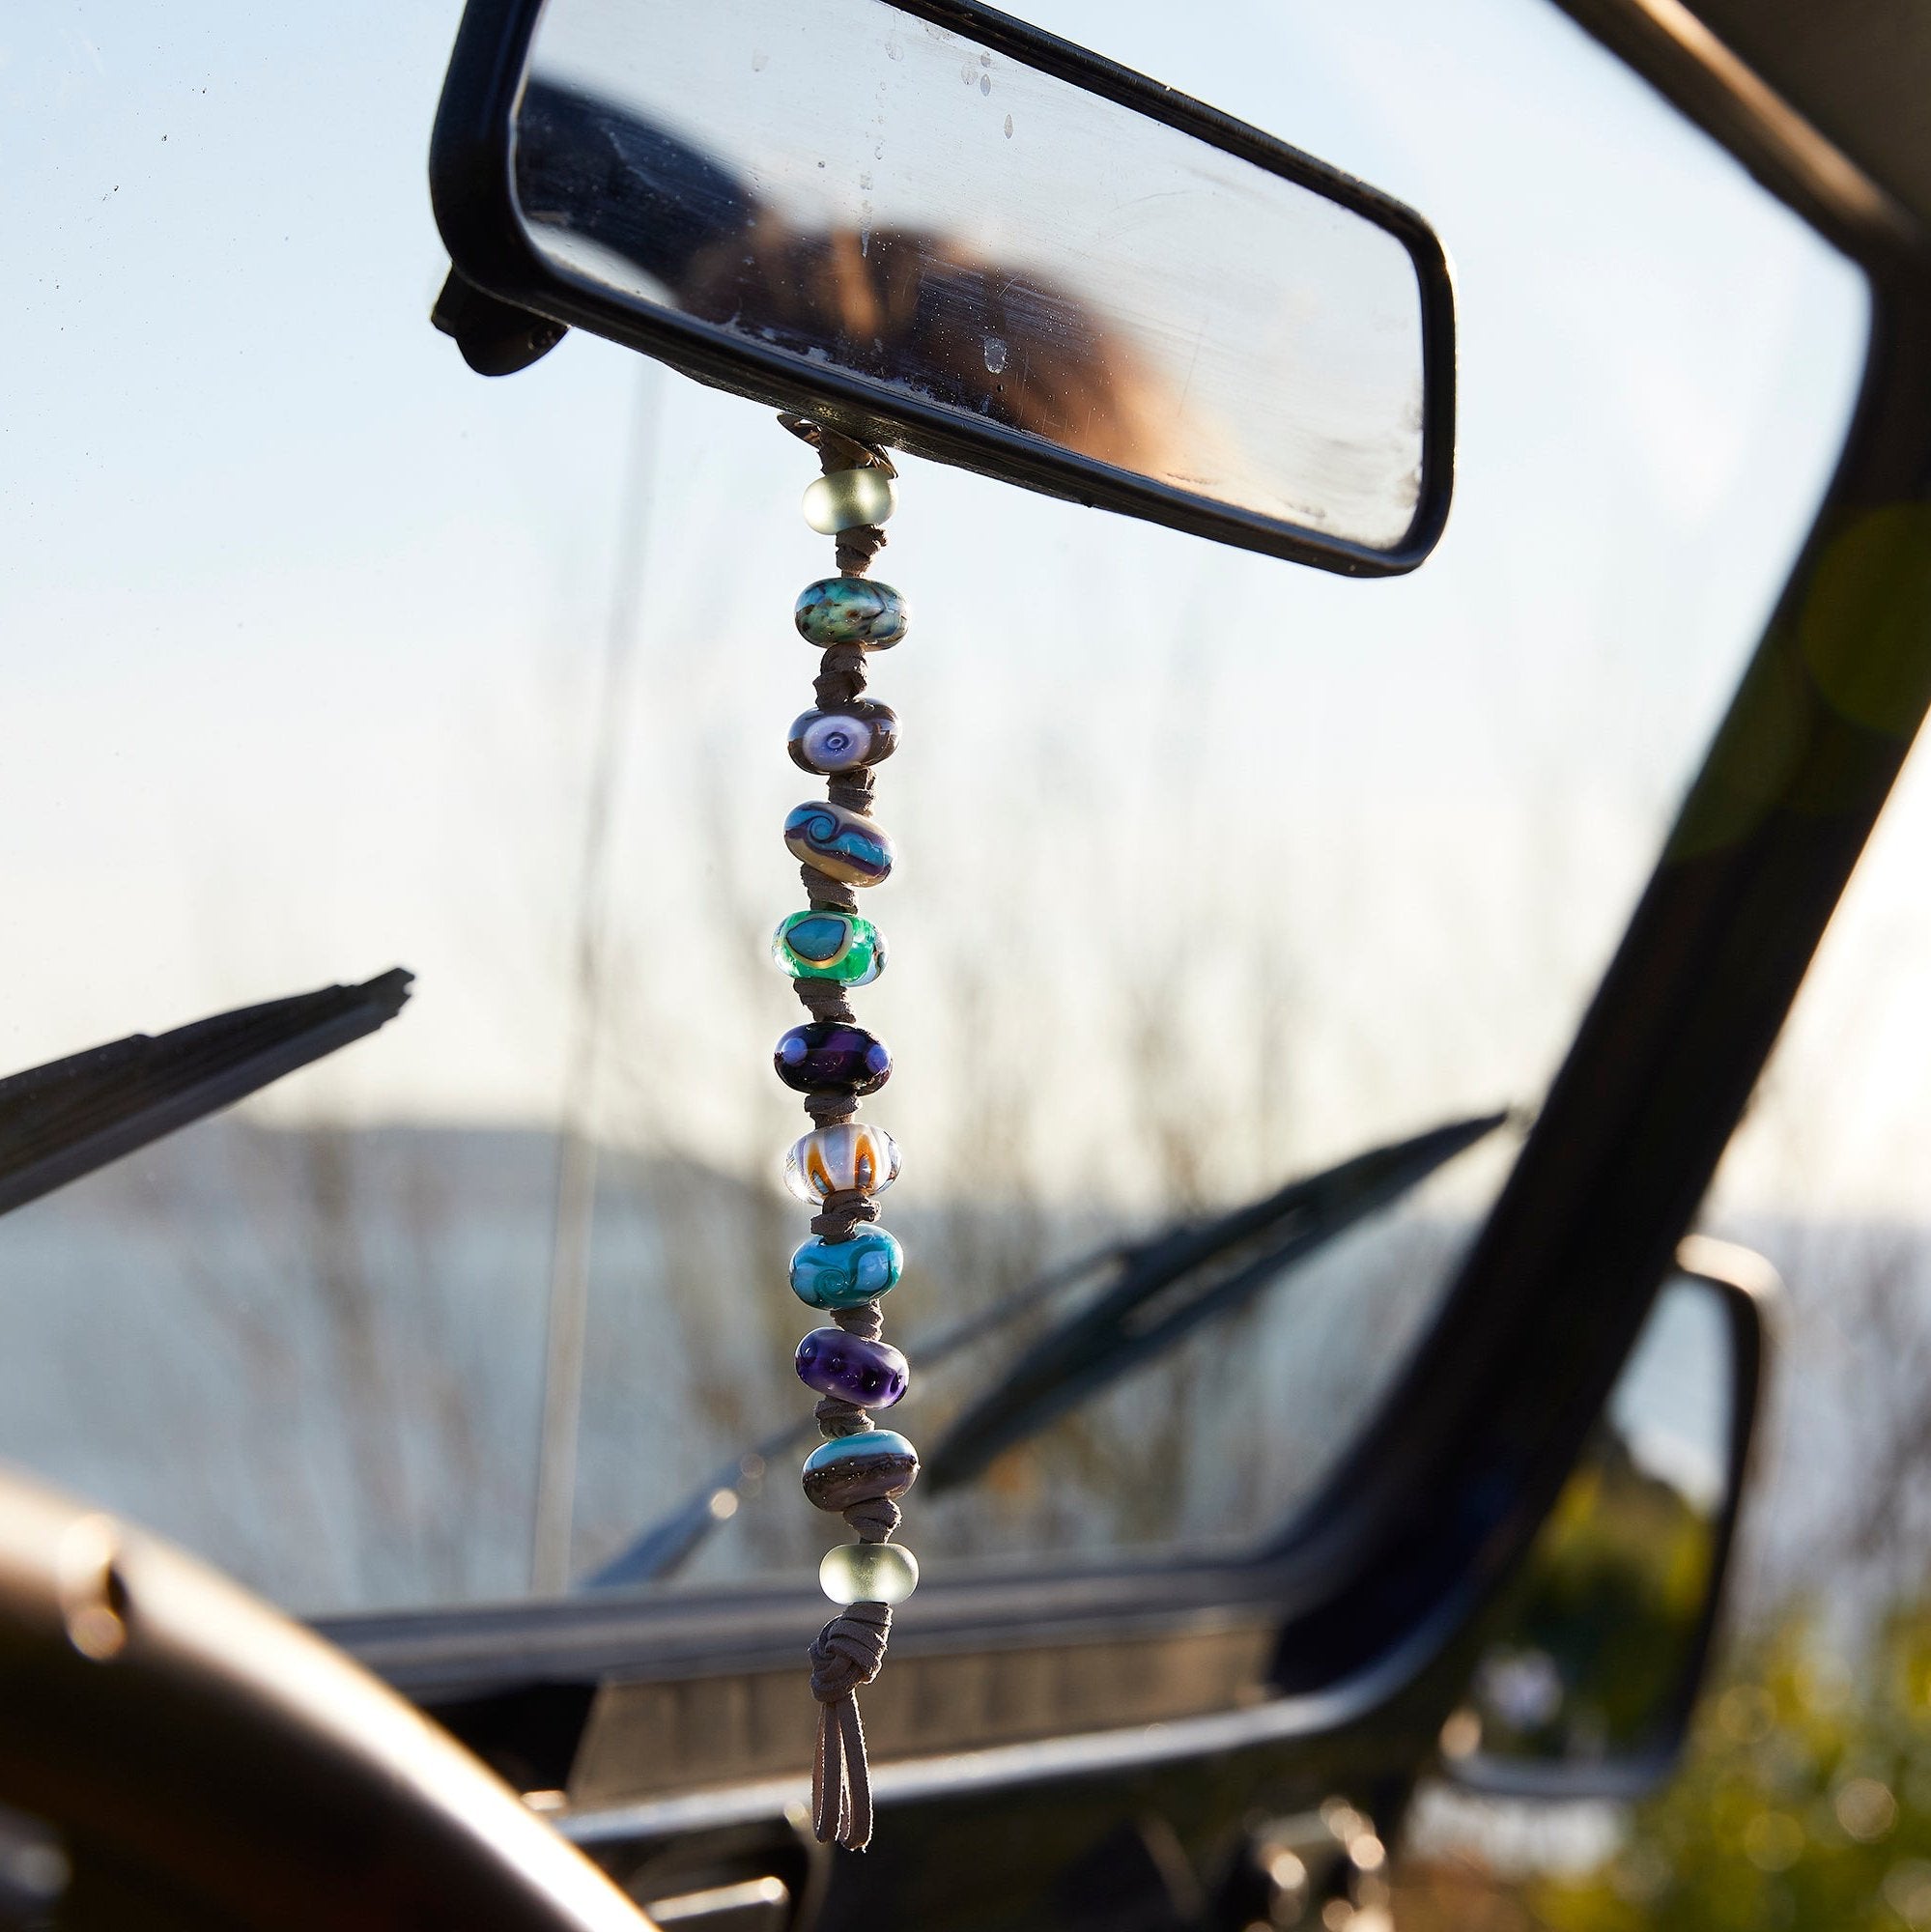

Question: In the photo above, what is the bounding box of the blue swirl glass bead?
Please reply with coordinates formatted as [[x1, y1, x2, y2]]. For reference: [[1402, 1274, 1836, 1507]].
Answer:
[[783, 1122, 900, 1202], [802, 1429, 919, 1510], [783, 800, 894, 887], [795, 578, 908, 649], [773, 1023, 892, 1095], [790, 1228, 904, 1308], [772, 909, 886, 986], [788, 702, 899, 774], [795, 1329, 910, 1409], [821, 1541, 919, 1605], [803, 469, 898, 535]]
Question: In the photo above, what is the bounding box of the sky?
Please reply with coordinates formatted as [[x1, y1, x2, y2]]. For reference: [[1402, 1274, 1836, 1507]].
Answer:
[[2, 0, 1918, 1219]]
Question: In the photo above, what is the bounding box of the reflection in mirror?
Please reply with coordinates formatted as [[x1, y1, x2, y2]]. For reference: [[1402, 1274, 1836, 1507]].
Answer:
[[513, 0, 1435, 553], [1445, 1272, 1747, 1790]]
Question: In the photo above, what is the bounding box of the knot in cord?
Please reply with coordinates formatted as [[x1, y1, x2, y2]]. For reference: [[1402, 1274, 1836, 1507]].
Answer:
[[809, 1601, 892, 1704], [809, 1602, 894, 1852]]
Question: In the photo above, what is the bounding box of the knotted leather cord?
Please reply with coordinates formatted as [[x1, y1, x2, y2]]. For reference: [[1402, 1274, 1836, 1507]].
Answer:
[[781, 412, 903, 1850]]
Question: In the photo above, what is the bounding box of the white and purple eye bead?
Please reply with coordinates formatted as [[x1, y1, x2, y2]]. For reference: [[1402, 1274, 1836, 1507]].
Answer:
[[796, 1328, 910, 1409], [801, 1429, 920, 1511], [788, 702, 899, 775]]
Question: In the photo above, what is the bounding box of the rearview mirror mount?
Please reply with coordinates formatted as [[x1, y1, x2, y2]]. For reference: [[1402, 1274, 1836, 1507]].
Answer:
[[431, 0, 1456, 575]]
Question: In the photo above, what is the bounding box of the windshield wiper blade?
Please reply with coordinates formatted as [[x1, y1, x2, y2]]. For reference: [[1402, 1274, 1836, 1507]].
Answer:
[[0, 970, 413, 1216], [583, 1109, 1507, 1588], [922, 1110, 1509, 1492]]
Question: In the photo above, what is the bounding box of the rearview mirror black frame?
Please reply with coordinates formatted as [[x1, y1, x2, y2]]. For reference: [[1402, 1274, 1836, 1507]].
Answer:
[[430, 0, 1457, 577]]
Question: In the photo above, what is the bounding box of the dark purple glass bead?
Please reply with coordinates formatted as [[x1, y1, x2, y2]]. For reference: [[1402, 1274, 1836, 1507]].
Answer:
[[795, 1328, 910, 1409], [774, 1022, 892, 1095]]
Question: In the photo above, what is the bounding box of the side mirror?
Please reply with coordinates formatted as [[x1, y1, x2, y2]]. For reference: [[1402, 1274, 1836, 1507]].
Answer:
[[430, 0, 1455, 575], [1441, 1236, 1775, 1800]]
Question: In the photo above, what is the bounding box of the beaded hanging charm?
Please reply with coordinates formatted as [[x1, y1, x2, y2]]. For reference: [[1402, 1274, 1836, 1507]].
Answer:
[[774, 413, 917, 1853]]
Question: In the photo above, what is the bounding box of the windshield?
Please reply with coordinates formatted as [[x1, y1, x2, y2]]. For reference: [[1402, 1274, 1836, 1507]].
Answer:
[[0, 0, 1865, 1614]]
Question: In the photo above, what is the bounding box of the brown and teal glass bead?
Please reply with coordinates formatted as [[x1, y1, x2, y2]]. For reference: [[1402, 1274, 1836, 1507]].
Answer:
[[795, 577, 908, 649], [801, 1429, 920, 1511], [788, 702, 899, 774]]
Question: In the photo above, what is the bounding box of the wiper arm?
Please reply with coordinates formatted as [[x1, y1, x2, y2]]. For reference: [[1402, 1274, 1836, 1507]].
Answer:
[[0, 970, 412, 1216], [923, 1110, 1509, 1491], [584, 1108, 1508, 1588]]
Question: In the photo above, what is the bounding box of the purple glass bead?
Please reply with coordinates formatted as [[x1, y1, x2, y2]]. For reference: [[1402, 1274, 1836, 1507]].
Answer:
[[795, 1328, 910, 1409], [774, 1022, 892, 1095]]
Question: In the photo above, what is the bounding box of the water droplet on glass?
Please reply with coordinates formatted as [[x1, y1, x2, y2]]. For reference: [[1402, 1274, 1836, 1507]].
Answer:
[[980, 73, 991, 96], [752, 48, 768, 71], [1005, 114, 1014, 138], [983, 336, 1008, 374]]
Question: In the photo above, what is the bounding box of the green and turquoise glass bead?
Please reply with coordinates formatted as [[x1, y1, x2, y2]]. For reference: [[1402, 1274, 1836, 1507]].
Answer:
[[783, 800, 894, 887], [772, 908, 886, 986], [788, 702, 899, 774], [783, 1122, 900, 1203], [821, 1541, 919, 1605], [790, 1227, 903, 1308], [803, 468, 898, 534], [795, 578, 908, 649], [801, 1430, 920, 1512]]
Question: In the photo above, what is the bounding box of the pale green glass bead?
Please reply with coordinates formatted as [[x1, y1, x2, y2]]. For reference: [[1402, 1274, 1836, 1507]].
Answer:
[[820, 1541, 920, 1605], [803, 468, 898, 534]]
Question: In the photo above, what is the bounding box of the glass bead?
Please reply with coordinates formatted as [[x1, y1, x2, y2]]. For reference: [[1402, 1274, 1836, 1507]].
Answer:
[[795, 1329, 910, 1409], [772, 909, 886, 986], [773, 1022, 892, 1095], [790, 1227, 904, 1308], [783, 800, 894, 887], [802, 469, 898, 535], [794, 577, 908, 649], [801, 1429, 920, 1510], [821, 1541, 920, 1605], [783, 1122, 900, 1202], [788, 702, 899, 774]]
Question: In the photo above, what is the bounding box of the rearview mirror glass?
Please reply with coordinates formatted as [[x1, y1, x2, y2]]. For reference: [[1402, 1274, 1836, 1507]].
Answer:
[[1441, 1246, 1772, 1799], [432, 0, 1455, 574]]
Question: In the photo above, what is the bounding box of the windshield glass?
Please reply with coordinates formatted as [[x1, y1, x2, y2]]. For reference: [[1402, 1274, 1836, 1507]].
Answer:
[[0, 0, 1865, 1614]]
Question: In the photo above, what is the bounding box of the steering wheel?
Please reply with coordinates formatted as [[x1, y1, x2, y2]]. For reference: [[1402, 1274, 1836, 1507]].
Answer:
[[0, 1470, 655, 1929]]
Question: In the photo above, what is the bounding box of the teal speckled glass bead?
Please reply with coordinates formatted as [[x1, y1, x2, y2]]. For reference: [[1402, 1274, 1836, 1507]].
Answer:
[[802, 1430, 920, 1512], [803, 468, 898, 534], [795, 578, 908, 649], [790, 1228, 904, 1308], [772, 909, 886, 986], [820, 1541, 919, 1605]]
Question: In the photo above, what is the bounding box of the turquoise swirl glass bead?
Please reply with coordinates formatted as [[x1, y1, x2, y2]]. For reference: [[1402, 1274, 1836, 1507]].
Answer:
[[821, 1541, 919, 1605], [795, 578, 908, 649], [783, 800, 894, 887], [783, 1122, 900, 1203], [803, 468, 898, 534], [790, 1228, 903, 1308], [802, 1430, 920, 1512], [772, 909, 886, 986]]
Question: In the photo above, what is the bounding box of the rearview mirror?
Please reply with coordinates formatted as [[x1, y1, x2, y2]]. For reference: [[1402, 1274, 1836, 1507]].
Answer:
[[1440, 1237, 1775, 1800], [431, 0, 1456, 574]]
